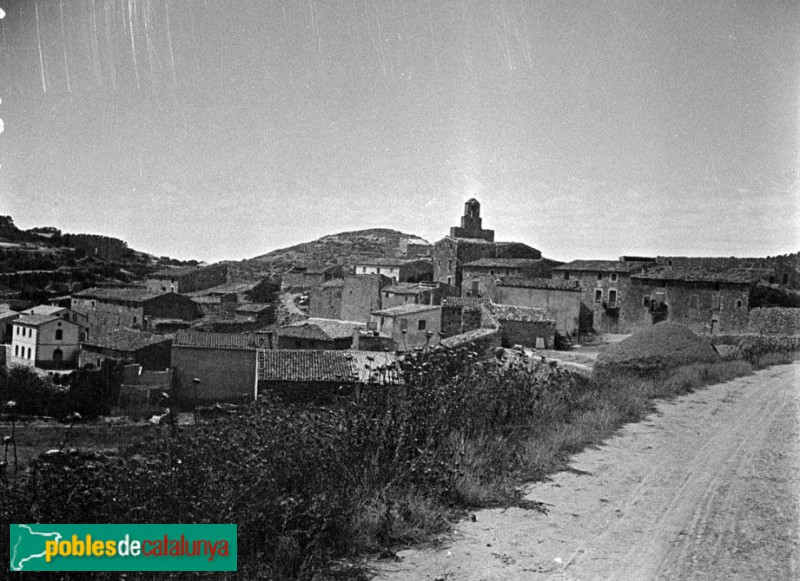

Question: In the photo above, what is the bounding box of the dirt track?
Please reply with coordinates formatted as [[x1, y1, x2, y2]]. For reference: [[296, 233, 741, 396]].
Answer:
[[373, 362, 800, 581]]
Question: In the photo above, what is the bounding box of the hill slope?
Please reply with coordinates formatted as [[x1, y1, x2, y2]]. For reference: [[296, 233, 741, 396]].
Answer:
[[243, 229, 430, 272]]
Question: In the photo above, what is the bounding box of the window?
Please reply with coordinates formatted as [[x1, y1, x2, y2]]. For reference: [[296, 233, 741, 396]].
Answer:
[[689, 294, 699, 309], [594, 289, 603, 303], [55, 329, 63, 340], [400, 318, 408, 331], [610, 273, 618, 282], [418, 320, 426, 331], [712, 294, 721, 310], [14, 345, 18, 356], [384, 293, 389, 298], [27, 348, 31, 359], [133, 316, 138, 325], [563, 271, 570, 280], [782, 273, 789, 285], [376, 267, 381, 274], [643, 296, 651, 307], [736, 299, 743, 309], [448, 260, 453, 271], [447, 277, 452, 286], [362, 267, 367, 274], [608, 289, 617, 306], [597, 273, 603, 281]]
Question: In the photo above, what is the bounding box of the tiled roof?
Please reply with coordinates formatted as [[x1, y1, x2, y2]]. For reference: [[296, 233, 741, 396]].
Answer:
[[21, 305, 66, 316], [372, 304, 441, 317], [440, 328, 498, 347], [383, 282, 434, 294], [463, 258, 543, 269], [279, 318, 365, 341], [442, 236, 496, 245], [497, 277, 582, 291], [149, 264, 223, 278], [173, 331, 269, 350], [442, 297, 488, 308], [82, 330, 171, 352], [553, 260, 644, 273], [487, 303, 554, 323], [234, 303, 273, 313], [355, 257, 425, 267], [74, 287, 161, 303], [321, 278, 345, 287], [258, 350, 400, 384], [15, 314, 62, 327], [631, 267, 773, 284]]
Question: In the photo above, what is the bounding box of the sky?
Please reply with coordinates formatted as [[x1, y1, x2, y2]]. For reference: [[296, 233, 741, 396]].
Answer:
[[0, 0, 797, 263]]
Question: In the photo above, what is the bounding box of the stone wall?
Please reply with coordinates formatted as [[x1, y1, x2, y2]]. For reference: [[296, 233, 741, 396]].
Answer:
[[626, 279, 750, 335], [172, 347, 257, 402], [309, 284, 343, 319], [747, 307, 800, 335], [341, 275, 389, 323], [494, 285, 581, 335]]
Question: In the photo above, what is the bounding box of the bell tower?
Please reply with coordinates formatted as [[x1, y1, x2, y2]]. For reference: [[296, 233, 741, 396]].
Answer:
[[449, 197, 494, 241]]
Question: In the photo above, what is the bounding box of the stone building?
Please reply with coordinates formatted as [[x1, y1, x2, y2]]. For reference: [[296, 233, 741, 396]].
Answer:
[[380, 282, 456, 309], [171, 331, 270, 402], [494, 278, 583, 336], [257, 350, 400, 404], [627, 266, 772, 335], [461, 258, 553, 298], [145, 264, 228, 294], [486, 303, 556, 349], [276, 318, 365, 350], [309, 279, 345, 319], [553, 259, 653, 333], [342, 274, 392, 322], [79, 330, 172, 371], [281, 265, 344, 291], [433, 199, 541, 289], [354, 258, 433, 284], [369, 304, 442, 351], [71, 288, 201, 334]]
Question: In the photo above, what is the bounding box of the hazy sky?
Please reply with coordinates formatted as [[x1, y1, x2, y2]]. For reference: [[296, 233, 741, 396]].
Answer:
[[0, 0, 797, 262]]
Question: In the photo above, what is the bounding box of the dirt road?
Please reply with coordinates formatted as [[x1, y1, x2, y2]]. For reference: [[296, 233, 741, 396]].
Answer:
[[373, 363, 800, 581]]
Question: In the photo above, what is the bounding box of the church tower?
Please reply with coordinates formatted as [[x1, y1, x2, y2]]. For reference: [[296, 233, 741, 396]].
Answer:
[[449, 198, 495, 242]]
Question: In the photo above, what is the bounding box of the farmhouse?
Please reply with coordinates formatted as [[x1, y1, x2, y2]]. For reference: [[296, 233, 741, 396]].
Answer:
[[461, 258, 553, 299], [171, 331, 270, 402], [72, 288, 201, 334], [553, 259, 654, 333], [628, 266, 773, 335], [79, 329, 172, 370], [354, 258, 433, 284], [494, 278, 583, 336], [370, 304, 442, 351], [145, 264, 228, 294], [276, 318, 365, 350], [9, 314, 81, 369], [258, 349, 399, 403]]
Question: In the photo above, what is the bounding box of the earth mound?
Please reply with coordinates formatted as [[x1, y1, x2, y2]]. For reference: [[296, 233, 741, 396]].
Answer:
[[594, 322, 720, 379]]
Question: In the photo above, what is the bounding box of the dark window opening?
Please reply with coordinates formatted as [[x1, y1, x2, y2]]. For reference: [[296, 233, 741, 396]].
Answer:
[[736, 299, 743, 308], [418, 320, 426, 331], [594, 289, 603, 303], [55, 329, 63, 340], [608, 289, 617, 306]]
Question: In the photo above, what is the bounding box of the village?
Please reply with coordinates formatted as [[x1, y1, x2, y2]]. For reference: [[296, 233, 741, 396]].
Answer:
[[0, 198, 798, 411]]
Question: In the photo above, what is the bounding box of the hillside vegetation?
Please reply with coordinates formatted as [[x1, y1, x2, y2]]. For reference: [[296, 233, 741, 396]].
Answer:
[[243, 229, 430, 272]]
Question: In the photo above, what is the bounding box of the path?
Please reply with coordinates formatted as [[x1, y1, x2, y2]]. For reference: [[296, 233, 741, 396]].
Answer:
[[373, 363, 800, 580]]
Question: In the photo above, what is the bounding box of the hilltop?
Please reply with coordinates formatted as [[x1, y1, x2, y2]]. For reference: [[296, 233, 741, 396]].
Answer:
[[236, 229, 430, 276]]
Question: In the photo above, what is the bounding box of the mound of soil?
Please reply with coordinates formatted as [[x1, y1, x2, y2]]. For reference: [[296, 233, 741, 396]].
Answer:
[[594, 322, 720, 379]]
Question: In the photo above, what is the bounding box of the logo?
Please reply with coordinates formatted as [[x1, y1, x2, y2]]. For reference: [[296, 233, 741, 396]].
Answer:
[[9, 524, 237, 572]]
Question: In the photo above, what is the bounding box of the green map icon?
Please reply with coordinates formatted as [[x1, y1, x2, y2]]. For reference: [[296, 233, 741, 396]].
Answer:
[[10, 524, 63, 571]]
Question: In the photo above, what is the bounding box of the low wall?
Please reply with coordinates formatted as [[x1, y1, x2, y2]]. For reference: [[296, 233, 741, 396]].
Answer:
[[747, 307, 800, 335]]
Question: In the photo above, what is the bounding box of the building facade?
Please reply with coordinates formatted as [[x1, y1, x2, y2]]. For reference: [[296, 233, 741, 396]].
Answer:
[[494, 278, 583, 335], [145, 264, 228, 294], [9, 314, 81, 368], [369, 304, 442, 351]]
